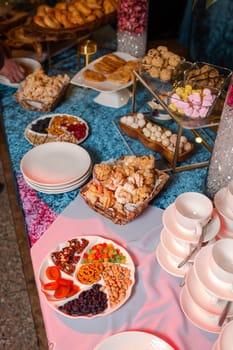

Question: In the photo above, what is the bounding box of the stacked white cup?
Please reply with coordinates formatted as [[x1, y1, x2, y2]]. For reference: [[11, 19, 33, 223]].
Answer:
[[214, 180, 233, 239], [212, 320, 233, 350], [180, 239, 233, 333], [156, 192, 220, 278]]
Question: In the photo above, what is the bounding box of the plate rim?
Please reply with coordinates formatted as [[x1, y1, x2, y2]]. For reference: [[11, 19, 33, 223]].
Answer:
[[94, 330, 174, 350], [38, 235, 135, 319], [24, 113, 89, 146], [71, 51, 137, 93], [20, 141, 91, 186]]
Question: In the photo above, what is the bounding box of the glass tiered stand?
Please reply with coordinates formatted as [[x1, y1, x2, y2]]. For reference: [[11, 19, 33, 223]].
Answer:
[[129, 63, 231, 173]]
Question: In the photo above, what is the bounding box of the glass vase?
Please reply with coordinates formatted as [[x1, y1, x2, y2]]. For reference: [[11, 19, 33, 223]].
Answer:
[[205, 76, 233, 198], [117, 0, 149, 58]]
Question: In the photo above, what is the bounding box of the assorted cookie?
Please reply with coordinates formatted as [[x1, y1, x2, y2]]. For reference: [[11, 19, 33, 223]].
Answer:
[[141, 45, 183, 82]]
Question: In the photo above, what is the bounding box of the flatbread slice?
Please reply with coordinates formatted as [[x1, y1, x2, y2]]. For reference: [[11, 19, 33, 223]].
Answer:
[[83, 69, 106, 82]]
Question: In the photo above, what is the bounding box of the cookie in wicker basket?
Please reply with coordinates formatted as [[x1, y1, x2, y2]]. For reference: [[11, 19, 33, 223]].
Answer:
[[80, 155, 169, 224], [14, 68, 70, 112]]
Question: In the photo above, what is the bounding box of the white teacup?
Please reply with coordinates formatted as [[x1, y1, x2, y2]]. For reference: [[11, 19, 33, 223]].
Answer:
[[225, 180, 233, 212], [174, 192, 213, 233], [209, 239, 233, 285], [217, 320, 233, 350], [218, 213, 233, 235]]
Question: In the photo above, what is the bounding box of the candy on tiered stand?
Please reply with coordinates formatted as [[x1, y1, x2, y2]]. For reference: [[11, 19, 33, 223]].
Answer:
[[214, 180, 233, 239], [156, 192, 220, 278], [212, 320, 233, 350], [180, 239, 233, 334]]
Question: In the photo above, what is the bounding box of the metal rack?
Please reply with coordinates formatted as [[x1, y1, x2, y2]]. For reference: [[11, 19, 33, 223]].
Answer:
[[131, 70, 225, 173]]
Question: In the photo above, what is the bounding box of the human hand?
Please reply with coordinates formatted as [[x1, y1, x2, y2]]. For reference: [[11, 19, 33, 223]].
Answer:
[[0, 58, 26, 83]]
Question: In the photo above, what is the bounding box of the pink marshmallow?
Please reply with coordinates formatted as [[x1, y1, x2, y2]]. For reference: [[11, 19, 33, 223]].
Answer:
[[199, 106, 208, 118], [190, 108, 200, 118], [188, 92, 202, 105]]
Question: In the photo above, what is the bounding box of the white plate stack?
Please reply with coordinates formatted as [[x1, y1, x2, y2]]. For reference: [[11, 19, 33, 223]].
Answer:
[[180, 239, 233, 334], [20, 142, 92, 194], [156, 192, 220, 278], [214, 180, 233, 239]]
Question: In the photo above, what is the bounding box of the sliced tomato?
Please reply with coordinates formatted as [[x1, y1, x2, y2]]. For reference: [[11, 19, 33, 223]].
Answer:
[[66, 284, 80, 298], [43, 281, 59, 290], [54, 285, 70, 299], [45, 266, 61, 280]]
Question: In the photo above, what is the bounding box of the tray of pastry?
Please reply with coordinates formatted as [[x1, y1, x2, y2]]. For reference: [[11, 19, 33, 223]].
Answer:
[[80, 155, 169, 225], [119, 113, 194, 164], [14, 68, 70, 112], [27, 0, 117, 39]]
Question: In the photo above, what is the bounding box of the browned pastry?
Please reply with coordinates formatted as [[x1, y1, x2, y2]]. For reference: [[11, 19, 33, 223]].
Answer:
[[107, 69, 131, 84], [94, 54, 126, 74], [33, 0, 118, 29], [83, 69, 106, 82]]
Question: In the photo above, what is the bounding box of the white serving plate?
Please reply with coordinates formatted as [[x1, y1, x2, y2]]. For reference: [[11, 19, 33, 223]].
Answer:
[[20, 142, 91, 186], [0, 57, 41, 88], [39, 236, 135, 319], [94, 331, 174, 350], [71, 51, 136, 93], [24, 167, 91, 194], [24, 113, 89, 146]]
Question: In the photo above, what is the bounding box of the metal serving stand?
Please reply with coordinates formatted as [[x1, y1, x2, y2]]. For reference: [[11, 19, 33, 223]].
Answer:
[[131, 66, 228, 173]]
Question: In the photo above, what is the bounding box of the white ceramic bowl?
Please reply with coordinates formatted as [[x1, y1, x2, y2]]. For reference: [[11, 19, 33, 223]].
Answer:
[[186, 267, 233, 316], [174, 192, 213, 231], [225, 180, 233, 212], [209, 239, 233, 285], [180, 285, 222, 333]]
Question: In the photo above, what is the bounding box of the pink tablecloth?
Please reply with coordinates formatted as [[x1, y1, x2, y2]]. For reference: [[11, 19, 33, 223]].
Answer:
[[31, 196, 217, 350]]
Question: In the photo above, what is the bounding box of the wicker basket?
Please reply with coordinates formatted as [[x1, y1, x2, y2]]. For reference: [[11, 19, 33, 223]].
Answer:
[[26, 12, 116, 41], [80, 168, 169, 225], [14, 81, 69, 112]]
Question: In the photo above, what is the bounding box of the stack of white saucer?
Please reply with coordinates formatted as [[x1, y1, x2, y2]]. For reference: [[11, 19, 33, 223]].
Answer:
[[20, 142, 92, 194], [214, 180, 233, 239], [156, 192, 220, 278], [180, 238, 233, 334], [213, 319, 233, 350]]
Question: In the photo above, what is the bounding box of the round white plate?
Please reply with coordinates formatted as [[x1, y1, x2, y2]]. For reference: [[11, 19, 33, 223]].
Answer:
[[24, 114, 89, 146], [163, 204, 220, 244], [214, 187, 233, 221], [23, 162, 92, 189], [71, 52, 136, 93], [193, 245, 233, 301], [20, 142, 91, 186], [39, 236, 135, 319], [180, 286, 221, 333], [0, 57, 41, 88], [24, 168, 91, 194], [156, 243, 190, 278], [186, 267, 233, 316], [94, 331, 174, 350]]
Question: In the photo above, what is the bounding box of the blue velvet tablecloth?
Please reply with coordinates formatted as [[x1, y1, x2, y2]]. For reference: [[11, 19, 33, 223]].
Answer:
[[0, 44, 214, 233]]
